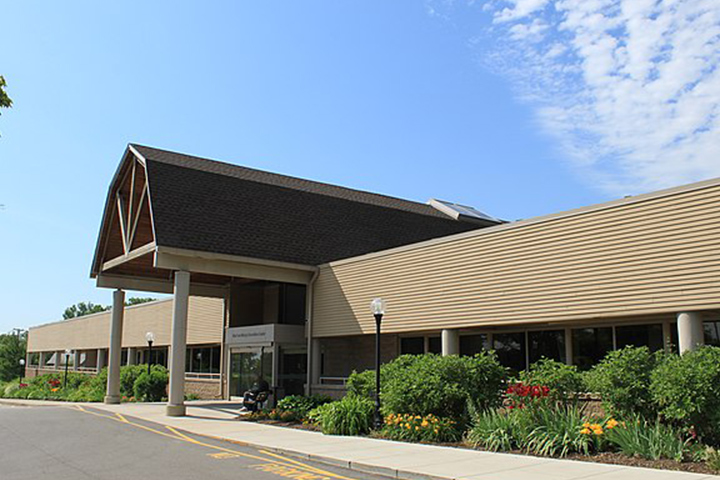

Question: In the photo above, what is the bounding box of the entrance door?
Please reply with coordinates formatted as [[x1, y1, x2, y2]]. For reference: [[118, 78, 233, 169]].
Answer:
[[229, 348, 273, 398]]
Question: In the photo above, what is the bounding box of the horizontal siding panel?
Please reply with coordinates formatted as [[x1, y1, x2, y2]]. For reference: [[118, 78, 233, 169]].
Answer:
[[313, 183, 720, 337], [28, 297, 224, 352]]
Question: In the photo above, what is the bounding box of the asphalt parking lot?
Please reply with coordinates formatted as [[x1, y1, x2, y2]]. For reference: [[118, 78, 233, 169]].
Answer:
[[0, 404, 385, 480]]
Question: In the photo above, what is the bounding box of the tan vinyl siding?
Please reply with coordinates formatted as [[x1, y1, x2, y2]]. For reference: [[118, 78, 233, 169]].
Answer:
[[28, 297, 224, 352], [313, 181, 720, 337]]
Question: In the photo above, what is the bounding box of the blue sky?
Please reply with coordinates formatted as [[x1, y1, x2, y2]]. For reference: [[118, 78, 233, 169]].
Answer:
[[1, 1, 718, 332]]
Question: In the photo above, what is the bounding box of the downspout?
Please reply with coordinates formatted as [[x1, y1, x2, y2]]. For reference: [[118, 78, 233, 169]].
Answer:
[[305, 268, 320, 396]]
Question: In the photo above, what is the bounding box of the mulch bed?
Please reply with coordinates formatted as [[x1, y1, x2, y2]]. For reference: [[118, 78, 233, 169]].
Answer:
[[239, 417, 718, 475]]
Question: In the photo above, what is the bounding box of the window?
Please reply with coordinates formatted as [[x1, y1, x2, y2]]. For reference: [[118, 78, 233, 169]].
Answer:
[[572, 327, 613, 371], [493, 332, 526, 375], [428, 337, 441, 354], [705, 321, 720, 347], [186, 346, 221, 374], [528, 330, 566, 364], [400, 337, 424, 355], [460, 334, 489, 356], [615, 324, 664, 352]]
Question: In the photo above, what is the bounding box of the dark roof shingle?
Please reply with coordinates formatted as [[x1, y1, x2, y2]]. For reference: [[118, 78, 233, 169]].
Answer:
[[137, 145, 489, 265]]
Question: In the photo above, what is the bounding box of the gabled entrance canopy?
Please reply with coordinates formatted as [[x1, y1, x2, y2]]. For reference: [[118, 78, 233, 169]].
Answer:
[[89, 143, 492, 416]]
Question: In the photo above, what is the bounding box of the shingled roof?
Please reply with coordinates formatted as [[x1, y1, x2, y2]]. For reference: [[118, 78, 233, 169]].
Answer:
[[128, 145, 493, 266]]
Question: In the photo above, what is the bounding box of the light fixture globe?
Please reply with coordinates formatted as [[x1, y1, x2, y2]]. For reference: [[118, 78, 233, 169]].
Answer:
[[370, 298, 386, 316], [19, 359, 25, 366], [146, 331, 155, 343], [64, 349, 72, 356]]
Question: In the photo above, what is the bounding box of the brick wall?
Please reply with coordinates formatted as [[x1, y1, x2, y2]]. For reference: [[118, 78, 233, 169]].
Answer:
[[185, 379, 223, 399]]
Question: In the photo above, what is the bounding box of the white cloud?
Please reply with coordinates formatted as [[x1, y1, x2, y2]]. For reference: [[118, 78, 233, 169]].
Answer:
[[443, 0, 720, 194]]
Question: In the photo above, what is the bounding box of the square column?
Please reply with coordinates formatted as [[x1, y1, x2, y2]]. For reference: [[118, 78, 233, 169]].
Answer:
[[677, 311, 704, 354], [74, 351, 81, 371], [167, 270, 190, 417], [97, 349, 106, 371], [441, 329, 459, 356], [127, 347, 137, 365], [105, 289, 125, 404]]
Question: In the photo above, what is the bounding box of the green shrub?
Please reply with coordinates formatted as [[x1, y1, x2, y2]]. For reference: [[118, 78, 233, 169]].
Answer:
[[120, 365, 148, 397], [519, 359, 584, 406], [314, 395, 374, 436], [705, 448, 720, 473], [275, 394, 333, 421], [605, 416, 692, 461], [651, 346, 720, 445], [466, 409, 517, 452], [467, 405, 599, 457], [133, 368, 168, 402], [382, 413, 460, 443], [585, 346, 658, 418], [349, 353, 505, 425]]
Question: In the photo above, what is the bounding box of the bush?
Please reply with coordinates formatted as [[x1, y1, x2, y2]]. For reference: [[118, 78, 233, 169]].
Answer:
[[467, 405, 600, 458], [705, 448, 720, 473], [313, 395, 374, 436], [349, 353, 505, 425], [605, 416, 693, 462], [650, 346, 720, 445], [382, 413, 460, 443], [133, 367, 168, 402], [585, 346, 658, 418], [120, 365, 149, 398], [275, 394, 333, 422], [519, 359, 584, 406]]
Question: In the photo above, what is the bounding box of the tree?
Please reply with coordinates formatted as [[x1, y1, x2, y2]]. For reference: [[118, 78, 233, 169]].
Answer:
[[63, 302, 110, 319], [0, 329, 26, 382], [126, 297, 156, 306], [0, 75, 11, 111]]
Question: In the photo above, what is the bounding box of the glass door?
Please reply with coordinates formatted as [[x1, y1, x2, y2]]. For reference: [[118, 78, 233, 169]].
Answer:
[[229, 347, 273, 398]]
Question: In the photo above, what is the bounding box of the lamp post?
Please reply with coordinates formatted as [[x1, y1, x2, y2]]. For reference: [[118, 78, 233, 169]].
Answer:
[[370, 298, 386, 430], [18, 358, 25, 385], [63, 349, 72, 389], [146, 332, 155, 375]]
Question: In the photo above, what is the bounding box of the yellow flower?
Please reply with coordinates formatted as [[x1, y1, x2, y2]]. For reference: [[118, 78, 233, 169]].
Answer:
[[415, 426, 420, 430], [421, 420, 429, 427], [606, 419, 619, 429], [593, 428, 604, 435], [50, 387, 59, 392], [590, 424, 601, 430], [582, 422, 591, 428], [406, 424, 411, 429], [580, 428, 591, 435]]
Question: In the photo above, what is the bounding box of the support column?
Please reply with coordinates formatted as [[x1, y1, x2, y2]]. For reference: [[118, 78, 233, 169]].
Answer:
[[105, 289, 125, 404], [57, 351, 63, 370], [39, 352, 46, 368], [167, 270, 190, 417], [310, 338, 322, 386], [441, 329, 459, 356], [97, 349, 106, 371], [677, 312, 704, 354], [662, 321, 673, 353], [127, 347, 137, 365], [564, 328, 574, 366], [74, 350, 80, 371]]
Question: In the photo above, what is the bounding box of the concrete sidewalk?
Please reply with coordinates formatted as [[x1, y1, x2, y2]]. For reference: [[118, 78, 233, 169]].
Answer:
[[4, 399, 717, 480]]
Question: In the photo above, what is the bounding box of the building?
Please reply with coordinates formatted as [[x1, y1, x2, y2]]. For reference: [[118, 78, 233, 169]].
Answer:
[[26, 145, 720, 414]]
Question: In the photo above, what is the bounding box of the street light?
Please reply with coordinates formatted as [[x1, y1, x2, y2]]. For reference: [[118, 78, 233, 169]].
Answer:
[[145, 332, 155, 375], [370, 297, 386, 430], [63, 349, 72, 389], [18, 358, 25, 385]]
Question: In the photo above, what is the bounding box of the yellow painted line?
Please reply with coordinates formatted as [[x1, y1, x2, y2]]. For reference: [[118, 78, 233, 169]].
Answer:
[[71, 406, 358, 480]]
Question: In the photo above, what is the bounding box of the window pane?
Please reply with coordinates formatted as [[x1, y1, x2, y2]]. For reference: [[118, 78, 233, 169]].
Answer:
[[705, 321, 720, 347], [211, 346, 221, 373], [428, 337, 441, 355], [493, 332, 526, 375], [616, 324, 664, 352], [528, 330, 566, 364], [572, 327, 613, 370], [460, 334, 488, 356], [400, 337, 424, 355]]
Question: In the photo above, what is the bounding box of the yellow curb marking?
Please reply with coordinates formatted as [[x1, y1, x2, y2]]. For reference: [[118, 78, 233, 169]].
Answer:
[[70, 405, 356, 480]]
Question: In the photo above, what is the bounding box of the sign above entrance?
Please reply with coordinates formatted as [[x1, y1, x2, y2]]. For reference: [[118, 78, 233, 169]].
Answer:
[[226, 324, 305, 346]]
